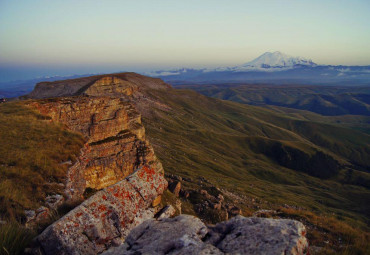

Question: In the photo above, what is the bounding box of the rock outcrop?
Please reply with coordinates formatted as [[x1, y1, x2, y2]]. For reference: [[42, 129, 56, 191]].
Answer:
[[29, 96, 157, 200], [27, 72, 171, 99], [103, 215, 308, 255], [25, 73, 171, 254], [32, 165, 167, 255], [24, 73, 309, 255]]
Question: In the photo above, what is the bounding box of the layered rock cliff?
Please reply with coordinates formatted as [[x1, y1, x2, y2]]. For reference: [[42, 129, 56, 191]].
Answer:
[[25, 74, 171, 254], [29, 97, 157, 200]]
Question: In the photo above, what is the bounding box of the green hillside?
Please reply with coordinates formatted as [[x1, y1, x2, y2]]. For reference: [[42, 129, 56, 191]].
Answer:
[[179, 84, 370, 116], [1, 87, 369, 253], [141, 88, 370, 224]]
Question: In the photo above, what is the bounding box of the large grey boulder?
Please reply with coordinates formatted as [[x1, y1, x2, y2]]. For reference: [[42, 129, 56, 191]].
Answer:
[[104, 215, 222, 255], [104, 215, 308, 255], [207, 216, 308, 255]]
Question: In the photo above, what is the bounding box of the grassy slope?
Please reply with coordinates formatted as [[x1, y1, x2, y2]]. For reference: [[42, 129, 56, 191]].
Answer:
[[141, 88, 370, 252], [141, 88, 370, 228], [180, 84, 370, 116], [0, 101, 84, 221]]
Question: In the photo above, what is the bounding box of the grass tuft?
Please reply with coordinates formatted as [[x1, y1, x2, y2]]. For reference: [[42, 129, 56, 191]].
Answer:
[[0, 101, 85, 221]]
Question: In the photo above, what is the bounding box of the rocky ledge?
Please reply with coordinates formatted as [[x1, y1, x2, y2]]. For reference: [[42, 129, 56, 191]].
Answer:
[[30, 165, 167, 255], [24, 73, 309, 255], [29, 96, 158, 201], [104, 215, 308, 255]]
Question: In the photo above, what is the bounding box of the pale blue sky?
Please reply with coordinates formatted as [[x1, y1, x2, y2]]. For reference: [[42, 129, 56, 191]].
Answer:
[[0, 0, 370, 81]]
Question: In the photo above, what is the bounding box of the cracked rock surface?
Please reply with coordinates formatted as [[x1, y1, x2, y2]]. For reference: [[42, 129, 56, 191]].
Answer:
[[32, 166, 167, 255], [103, 215, 308, 255]]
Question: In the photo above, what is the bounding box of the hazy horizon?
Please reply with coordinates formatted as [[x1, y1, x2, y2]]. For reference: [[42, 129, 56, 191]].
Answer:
[[1, 0, 370, 82]]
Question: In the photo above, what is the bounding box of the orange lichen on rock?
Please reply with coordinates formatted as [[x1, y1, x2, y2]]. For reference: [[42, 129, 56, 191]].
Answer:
[[35, 166, 167, 255]]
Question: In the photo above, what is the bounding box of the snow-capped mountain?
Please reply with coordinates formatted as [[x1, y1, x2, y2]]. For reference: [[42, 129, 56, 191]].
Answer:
[[148, 52, 317, 76], [240, 51, 316, 69], [147, 51, 370, 85]]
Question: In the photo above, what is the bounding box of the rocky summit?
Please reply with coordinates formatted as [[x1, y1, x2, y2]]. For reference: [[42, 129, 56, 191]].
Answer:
[[19, 72, 312, 254]]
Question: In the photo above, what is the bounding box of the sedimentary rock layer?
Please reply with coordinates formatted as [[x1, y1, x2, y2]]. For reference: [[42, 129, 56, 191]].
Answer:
[[29, 96, 157, 199]]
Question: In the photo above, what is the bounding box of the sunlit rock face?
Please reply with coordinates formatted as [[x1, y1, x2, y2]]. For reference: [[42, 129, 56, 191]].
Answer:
[[27, 74, 169, 254], [29, 96, 158, 199], [84, 77, 137, 97]]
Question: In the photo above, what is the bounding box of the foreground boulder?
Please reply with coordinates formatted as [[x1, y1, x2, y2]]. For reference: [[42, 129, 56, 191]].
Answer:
[[31, 165, 167, 255], [104, 215, 308, 255]]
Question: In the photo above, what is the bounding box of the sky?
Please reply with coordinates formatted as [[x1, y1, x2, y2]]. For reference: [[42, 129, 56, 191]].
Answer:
[[1, 0, 370, 81]]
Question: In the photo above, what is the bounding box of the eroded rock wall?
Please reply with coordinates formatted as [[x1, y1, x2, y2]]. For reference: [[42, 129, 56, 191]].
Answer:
[[29, 96, 158, 200]]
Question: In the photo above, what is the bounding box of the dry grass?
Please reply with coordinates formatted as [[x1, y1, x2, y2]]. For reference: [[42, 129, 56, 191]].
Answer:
[[0, 222, 34, 255], [279, 207, 370, 254], [0, 101, 85, 221], [142, 88, 370, 253]]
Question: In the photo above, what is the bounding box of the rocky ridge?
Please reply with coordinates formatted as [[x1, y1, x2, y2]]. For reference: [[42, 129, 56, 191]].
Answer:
[[25, 74, 170, 253], [27, 72, 171, 99], [25, 73, 310, 255]]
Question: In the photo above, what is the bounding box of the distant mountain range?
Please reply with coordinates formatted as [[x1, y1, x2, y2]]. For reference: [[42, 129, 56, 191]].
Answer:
[[1, 51, 370, 98], [147, 51, 370, 85]]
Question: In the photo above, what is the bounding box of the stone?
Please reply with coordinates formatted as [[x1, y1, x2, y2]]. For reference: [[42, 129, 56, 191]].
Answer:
[[168, 181, 181, 197], [217, 194, 224, 202], [253, 209, 280, 218], [45, 194, 64, 210], [103, 215, 222, 255], [103, 214, 308, 255], [25, 210, 36, 224], [200, 189, 208, 196], [25, 207, 51, 228], [175, 199, 182, 215], [155, 205, 176, 219], [151, 195, 162, 207], [227, 206, 242, 217], [211, 202, 222, 210], [206, 216, 308, 255], [32, 165, 167, 255]]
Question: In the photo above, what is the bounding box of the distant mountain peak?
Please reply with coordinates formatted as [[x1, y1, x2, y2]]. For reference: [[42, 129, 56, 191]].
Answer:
[[241, 51, 316, 69]]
